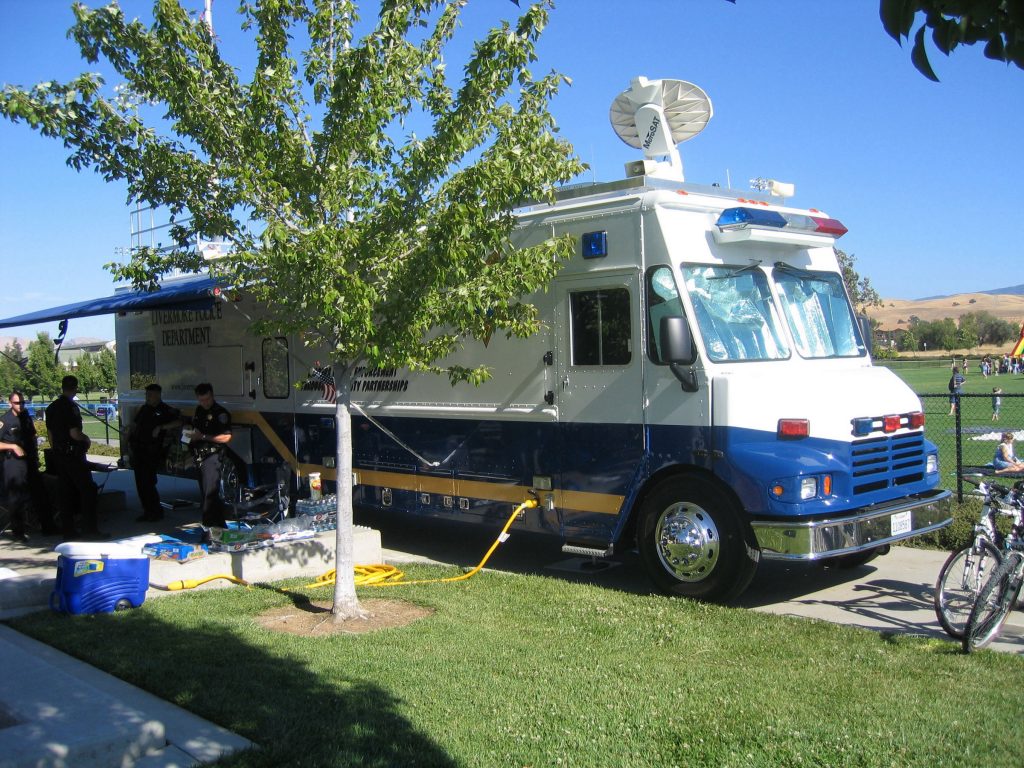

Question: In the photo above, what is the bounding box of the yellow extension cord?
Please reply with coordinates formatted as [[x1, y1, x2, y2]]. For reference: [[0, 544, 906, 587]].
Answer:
[[303, 497, 539, 590], [149, 573, 250, 591], [146, 498, 537, 593]]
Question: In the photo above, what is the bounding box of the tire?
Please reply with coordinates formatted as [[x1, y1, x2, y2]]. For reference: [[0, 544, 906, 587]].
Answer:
[[962, 553, 1022, 653], [637, 475, 758, 603], [218, 453, 246, 506], [823, 544, 891, 570], [934, 539, 1002, 639]]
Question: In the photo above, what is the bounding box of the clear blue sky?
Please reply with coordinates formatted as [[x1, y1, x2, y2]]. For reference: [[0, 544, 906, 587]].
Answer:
[[2, 1, 1021, 343]]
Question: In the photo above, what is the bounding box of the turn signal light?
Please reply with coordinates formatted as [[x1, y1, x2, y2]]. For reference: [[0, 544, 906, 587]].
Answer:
[[778, 419, 809, 439]]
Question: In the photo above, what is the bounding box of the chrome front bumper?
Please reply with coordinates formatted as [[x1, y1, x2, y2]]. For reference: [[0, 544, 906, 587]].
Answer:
[[751, 489, 953, 561]]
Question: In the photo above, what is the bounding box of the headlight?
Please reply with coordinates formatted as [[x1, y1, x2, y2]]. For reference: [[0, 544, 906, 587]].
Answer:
[[800, 477, 817, 499], [926, 455, 938, 474]]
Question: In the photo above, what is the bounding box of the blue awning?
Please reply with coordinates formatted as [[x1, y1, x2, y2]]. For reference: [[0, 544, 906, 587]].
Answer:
[[0, 275, 220, 330]]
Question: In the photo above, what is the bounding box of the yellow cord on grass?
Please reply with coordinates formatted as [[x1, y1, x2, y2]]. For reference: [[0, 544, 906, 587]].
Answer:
[[304, 498, 538, 590], [150, 573, 250, 591]]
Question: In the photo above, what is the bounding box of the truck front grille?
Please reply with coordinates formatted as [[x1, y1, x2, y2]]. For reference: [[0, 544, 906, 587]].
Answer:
[[850, 432, 927, 495]]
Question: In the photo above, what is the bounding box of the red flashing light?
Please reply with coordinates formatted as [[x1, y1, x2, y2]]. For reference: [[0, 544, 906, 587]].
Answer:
[[810, 217, 848, 237], [778, 419, 810, 439], [883, 415, 901, 433], [908, 412, 925, 429]]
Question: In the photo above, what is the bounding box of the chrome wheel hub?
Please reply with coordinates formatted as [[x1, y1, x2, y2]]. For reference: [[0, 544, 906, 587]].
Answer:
[[655, 503, 720, 582]]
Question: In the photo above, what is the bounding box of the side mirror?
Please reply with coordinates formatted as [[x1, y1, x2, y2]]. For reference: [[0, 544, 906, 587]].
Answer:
[[857, 314, 873, 357], [660, 316, 695, 364], [659, 316, 699, 392]]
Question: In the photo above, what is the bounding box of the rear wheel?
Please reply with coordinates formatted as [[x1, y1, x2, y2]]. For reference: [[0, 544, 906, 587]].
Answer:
[[637, 475, 758, 603], [962, 554, 1022, 653], [934, 539, 1001, 639]]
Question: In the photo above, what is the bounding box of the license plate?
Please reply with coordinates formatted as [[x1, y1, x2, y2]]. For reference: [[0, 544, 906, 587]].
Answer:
[[890, 510, 912, 536]]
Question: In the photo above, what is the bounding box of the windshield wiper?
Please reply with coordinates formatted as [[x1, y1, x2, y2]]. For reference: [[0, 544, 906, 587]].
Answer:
[[708, 260, 762, 280]]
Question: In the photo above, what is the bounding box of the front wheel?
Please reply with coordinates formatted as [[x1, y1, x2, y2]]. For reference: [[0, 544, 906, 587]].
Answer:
[[637, 475, 758, 603], [962, 553, 1022, 653], [934, 539, 1002, 639]]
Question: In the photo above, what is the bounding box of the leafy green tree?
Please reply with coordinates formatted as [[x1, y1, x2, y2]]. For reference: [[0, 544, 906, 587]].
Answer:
[[95, 347, 117, 393], [836, 248, 883, 315], [0, 1, 582, 619], [899, 329, 918, 352], [0, 342, 28, 397], [74, 353, 99, 395], [880, 0, 1024, 81], [25, 334, 62, 400]]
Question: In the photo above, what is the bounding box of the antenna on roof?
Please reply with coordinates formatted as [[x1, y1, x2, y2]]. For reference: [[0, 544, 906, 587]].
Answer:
[[609, 77, 713, 182]]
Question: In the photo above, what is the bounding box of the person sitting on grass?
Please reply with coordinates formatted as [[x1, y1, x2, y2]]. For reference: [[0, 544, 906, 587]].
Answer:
[[993, 432, 1024, 475]]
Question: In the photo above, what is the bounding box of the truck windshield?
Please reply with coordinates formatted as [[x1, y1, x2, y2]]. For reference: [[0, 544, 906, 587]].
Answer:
[[681, 265, 790, 361], [773, 266, 864, 358]]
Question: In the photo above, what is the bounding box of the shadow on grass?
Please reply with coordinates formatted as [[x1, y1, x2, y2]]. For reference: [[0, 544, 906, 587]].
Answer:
[[8, 606, 458, 768]]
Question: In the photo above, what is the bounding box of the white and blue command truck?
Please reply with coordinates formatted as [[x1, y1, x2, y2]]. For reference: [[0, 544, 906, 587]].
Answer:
[[2, 78, 952, 601]]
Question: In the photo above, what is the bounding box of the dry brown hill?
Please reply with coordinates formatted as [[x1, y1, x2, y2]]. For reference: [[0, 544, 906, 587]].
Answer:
[[869, 293, 1024, 333]]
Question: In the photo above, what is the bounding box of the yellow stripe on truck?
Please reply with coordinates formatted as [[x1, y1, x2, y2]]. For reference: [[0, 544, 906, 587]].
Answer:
[[226, 411, 625, 515]]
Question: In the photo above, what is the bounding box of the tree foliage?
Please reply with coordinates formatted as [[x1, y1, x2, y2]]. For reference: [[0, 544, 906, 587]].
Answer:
[[0, 1, 583, 619], [905, 310, 1017, 352], [25, 334, 63, 399], [880, 0, 1024, 80], [835, 248, 882, 315]]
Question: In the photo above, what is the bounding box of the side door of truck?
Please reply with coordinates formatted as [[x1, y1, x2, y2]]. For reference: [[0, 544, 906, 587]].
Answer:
[[553, 268, 645, 543]]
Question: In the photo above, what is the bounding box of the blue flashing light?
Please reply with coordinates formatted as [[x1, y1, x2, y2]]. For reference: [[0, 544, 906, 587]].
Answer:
[[581, 231, 608, 259], [716, 207, 787, 231], [851, 417, 875, 436]]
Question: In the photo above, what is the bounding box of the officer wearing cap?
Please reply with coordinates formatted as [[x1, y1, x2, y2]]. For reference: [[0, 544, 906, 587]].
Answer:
[[189, 382, 232, 528], [45, 375, 105, 540]]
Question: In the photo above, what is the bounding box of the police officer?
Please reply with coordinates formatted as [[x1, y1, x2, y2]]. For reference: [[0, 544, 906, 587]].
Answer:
[[1, 391, 58, 542], [45, 375, 105, 540], [129, 383, 181, 523], [190, 382, 232, 528]]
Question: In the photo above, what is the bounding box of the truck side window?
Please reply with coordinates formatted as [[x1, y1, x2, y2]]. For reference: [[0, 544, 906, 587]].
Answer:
[[645, 266, 687, 363], [262, 337, 290, 398], [128, 340, 156, 390], [569, 288, 631, 366]]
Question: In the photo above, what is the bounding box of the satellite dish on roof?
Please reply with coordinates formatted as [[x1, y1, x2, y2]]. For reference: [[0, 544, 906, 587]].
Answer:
[[609, 77, 713, 181]]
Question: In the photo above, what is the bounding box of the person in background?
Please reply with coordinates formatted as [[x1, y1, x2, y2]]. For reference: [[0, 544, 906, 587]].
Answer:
[[993, 432, 1024, 475], [189, 383, 232, 529], [0, 391, 58, 542], [991, 388, 1002, 422], [128, 383, 182, 523], [45, 375, 106, 540], [948, 366, 965, 416]]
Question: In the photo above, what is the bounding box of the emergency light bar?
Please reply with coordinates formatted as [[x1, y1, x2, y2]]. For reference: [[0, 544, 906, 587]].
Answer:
[[713, 206, 848, 247]]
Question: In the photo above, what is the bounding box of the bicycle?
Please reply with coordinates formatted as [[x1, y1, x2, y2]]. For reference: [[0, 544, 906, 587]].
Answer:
[[933, 476, 1021, 639], [962, 523, 1024, 652]]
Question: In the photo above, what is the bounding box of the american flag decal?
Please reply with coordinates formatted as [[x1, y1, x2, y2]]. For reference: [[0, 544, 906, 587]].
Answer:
[[309, 364, 337, 404]]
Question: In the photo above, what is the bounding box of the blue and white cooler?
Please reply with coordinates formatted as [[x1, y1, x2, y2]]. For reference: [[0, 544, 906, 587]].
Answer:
[[51, 542, 150, 615]]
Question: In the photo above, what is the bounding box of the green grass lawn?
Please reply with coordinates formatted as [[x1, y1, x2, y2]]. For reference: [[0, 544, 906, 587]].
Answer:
[[879, 360, 1024, 476], [8, 566, 1024, 767]]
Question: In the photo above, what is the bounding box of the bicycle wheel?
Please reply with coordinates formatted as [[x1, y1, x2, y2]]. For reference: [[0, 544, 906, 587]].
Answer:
[[962, 553, 1023, 653], [934, 539, 1002, 639]]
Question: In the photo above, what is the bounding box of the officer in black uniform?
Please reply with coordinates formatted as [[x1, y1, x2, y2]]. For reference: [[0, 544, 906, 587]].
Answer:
[[45, 375, 105, 540], [190, 382, 232, 528], [129, 383, 181, 523], [1, 391, 58, 542]]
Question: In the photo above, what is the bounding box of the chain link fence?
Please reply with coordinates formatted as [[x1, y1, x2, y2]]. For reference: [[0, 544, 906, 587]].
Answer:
[[919, 391, 1024, 503]]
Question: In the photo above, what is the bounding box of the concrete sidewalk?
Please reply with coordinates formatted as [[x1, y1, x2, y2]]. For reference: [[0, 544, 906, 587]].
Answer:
[[0, 623, 252, 768]]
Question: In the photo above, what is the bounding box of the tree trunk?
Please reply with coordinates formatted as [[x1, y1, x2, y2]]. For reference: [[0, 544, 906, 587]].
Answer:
[[332, 385, 367, 621]]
